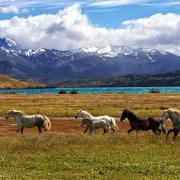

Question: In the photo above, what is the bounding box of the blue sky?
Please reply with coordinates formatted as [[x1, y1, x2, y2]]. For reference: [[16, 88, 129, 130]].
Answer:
[[0, 0, 180, 27], [0, 0, 180, 54]]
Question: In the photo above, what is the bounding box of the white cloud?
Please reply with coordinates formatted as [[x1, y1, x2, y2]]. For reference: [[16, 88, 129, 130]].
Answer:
[[89, 0, 147, 7], [144, 1, 180, 7], [0, 6, 18, 14], [0, 4, 180, 55]]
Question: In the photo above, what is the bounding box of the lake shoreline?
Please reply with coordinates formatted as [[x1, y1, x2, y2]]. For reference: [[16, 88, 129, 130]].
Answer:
[[0, 86, 180, 94]]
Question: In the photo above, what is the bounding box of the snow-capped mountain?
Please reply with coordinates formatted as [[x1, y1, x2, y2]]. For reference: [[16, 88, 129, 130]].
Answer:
[[0, 37, 21, 51], [0, 37, 180, 83]]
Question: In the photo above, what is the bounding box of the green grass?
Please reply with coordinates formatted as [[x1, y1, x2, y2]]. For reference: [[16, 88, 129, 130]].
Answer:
[[0, 133, 179, 179]]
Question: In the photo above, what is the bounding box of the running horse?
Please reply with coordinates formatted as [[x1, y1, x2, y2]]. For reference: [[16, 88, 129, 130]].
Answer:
[[5, 109, 51, 133], [120, 109, 162, 134], [161, 108, 180, 141]]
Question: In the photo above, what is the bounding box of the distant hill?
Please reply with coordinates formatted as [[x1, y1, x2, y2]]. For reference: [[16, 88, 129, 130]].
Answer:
[[0, 74, 44, 89], [55, 70, 180, 87]]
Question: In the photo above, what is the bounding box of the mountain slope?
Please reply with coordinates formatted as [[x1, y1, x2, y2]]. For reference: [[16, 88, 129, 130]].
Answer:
[[0, 37, 180, 82], [0, 74, 44, 89], [56, 70, 180, 87]]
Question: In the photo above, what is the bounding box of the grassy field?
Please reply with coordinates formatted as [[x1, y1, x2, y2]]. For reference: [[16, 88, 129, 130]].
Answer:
[[0, 93, 179, 179], [0, 93, 179, 117], [0, 133, 179, 179]]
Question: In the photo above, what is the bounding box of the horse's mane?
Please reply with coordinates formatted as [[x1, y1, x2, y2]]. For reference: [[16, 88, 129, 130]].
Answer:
[[10, 109, 25, 115], [82, 110, 93, 117], [165, 108, 180, 115], [123, 109, 137, 117]]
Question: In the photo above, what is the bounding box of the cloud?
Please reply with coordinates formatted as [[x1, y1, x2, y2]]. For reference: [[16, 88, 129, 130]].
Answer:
[[0, 4, 180, 55], [144, 1, 180, 7], [89, 0, 147, 7], [0, 5, 18, 13]]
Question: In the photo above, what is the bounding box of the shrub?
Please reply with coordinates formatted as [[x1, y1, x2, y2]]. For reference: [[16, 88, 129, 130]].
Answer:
[[149, 89, 160, 93], [70, 89, 78, 94], [58, 89, 67, 94]]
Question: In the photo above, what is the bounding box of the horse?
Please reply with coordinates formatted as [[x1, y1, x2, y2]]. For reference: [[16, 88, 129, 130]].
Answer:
[[80, 119, 111, 134], [161, 108, 180, 141], [120, 109, 162, 135], [5, 109, 51, 133], [75, 109, 118, 133]]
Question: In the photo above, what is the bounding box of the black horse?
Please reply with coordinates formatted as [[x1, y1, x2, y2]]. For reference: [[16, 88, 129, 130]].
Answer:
[[120, 109, 162, 134]]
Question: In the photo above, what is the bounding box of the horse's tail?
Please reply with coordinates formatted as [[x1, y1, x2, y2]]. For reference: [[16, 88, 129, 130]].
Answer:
[[43, 116, 51, 131], [110, 117, 118, 132], [148, 117, 167, 134], [158, 118, 167, 134]]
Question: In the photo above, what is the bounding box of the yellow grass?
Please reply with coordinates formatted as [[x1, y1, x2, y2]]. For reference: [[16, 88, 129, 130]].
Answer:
[[0, 93, 179, 117]]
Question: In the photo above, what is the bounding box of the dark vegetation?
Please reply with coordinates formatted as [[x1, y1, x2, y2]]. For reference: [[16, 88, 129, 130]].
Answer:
[[58, 89, 78, 94], [57, 70, 180, 87]]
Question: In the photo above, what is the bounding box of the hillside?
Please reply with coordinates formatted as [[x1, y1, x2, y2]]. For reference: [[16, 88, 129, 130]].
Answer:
[[55, 70, 180, 87], [0, 74, 44, 89], [1, 38, 180, 82]]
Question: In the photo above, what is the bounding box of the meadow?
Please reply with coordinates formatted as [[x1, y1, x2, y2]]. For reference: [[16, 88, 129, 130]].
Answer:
[[0, 93, 179, 179], [0, 93, 180, 117]]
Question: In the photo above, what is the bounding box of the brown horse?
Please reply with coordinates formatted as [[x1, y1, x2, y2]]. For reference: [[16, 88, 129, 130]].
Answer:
[[120, 109, 161, 134]]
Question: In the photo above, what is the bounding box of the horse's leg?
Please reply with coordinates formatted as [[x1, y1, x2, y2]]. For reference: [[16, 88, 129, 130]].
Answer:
[[84, 127, 89, 134], [166, 128, 174, 140], [20, 127, 24, 133], [136, 129, 139, 136], [37, 126, 42, 133], [173, 131, 179, 141], [152, 129, 157, 135], [89, 127, 93, 134], [128, 128, 134, 134], [157, 129, 161, 135], [162, 124, 167, 134], [103, 128, 109, 135], [16, 126, 21, 133], [111, 127, 116, 133]]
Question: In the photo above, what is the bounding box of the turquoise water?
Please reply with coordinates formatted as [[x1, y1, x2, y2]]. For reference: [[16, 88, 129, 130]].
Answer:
[[0, 87, 180, 94]]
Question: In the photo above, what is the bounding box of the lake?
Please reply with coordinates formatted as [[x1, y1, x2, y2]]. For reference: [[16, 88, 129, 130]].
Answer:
[[0, 87, 180, 94]]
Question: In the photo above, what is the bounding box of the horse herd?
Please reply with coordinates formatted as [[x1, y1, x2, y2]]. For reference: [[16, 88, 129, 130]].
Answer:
[[5, 108, 180, 141]]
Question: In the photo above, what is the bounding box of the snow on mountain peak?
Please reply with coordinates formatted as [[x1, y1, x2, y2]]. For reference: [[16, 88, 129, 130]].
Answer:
[[0, 37, 20, 50]]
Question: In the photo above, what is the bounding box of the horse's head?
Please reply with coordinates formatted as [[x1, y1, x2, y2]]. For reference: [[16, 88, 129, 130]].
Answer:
[[120, 109, 132, 122], [75, 109, 83, 119], [162, 108, 180, 123], [5, 109, 15, 119], [5, 109, 23, 119], [75, 109, 92, 120], [161, 110, 170, 121]]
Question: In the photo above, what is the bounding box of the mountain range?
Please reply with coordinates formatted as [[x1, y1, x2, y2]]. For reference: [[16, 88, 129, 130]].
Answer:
[[0, 37, 180, 85]]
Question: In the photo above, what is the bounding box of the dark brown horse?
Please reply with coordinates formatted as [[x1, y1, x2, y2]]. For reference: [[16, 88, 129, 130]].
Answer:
[[120, 109, 161, 134]]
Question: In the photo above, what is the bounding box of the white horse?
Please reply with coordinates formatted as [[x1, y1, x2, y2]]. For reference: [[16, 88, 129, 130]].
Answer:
[[81, 119, 111, 134], [5, 109, 51, 133], [161, 108, 180, 141], [75, 109, 118, 133]]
